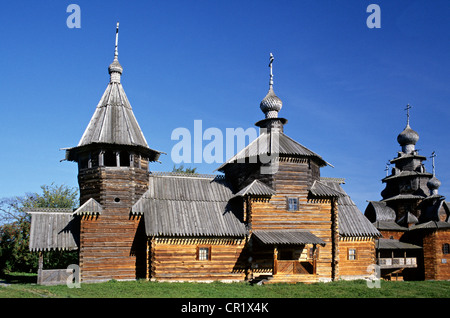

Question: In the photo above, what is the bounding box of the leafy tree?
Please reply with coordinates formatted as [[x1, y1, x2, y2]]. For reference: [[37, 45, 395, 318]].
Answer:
[[0, 183, 79, 274], [172, 164, 198, 174]]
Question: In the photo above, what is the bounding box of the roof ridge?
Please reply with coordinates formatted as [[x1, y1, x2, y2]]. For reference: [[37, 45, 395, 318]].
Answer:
[[150, 171, 225, 179], [320, 177, 346, 184]]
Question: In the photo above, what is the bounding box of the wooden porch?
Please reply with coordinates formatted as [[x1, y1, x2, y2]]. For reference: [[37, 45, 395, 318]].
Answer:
[[251, 246, 321, 284]]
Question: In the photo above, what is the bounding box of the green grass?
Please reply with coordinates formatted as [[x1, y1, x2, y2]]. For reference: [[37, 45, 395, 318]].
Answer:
[[1, 279, 450, 298]]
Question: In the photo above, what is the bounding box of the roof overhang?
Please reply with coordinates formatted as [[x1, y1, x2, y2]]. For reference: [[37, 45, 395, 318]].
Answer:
[[252, 230, 326, 246], [63, 142, 164, 163]]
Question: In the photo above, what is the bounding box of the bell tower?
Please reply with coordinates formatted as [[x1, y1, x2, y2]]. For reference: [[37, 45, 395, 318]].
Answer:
[[64, 23, 161, 282], [65, 23, 161, 207]]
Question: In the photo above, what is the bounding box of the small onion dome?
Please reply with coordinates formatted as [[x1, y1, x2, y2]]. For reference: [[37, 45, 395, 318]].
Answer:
[[108, 59, 123, 75], [427, 176, 441, 191], [397, 124, 419, 146], [260, 87, 283, 118]]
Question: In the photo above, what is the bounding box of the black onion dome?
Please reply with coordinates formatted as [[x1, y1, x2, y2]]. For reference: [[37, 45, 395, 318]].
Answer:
[[427, 176, 441, 191]]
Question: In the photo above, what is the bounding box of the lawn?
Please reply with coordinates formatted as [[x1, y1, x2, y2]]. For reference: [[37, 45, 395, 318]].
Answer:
[[1, 278, 450, 299]]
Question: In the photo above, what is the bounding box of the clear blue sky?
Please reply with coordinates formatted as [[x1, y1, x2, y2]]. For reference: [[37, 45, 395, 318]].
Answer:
[[1, 1, 449, 213]]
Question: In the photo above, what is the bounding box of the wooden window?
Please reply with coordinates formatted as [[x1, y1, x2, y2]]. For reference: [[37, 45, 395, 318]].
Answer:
[[348, 248, 356, 260], [443, 243, 450, 255], [197, 246, 211, 261], [287, 197, 299, 211]]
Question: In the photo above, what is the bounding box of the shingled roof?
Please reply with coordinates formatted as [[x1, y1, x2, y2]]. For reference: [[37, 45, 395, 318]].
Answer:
[[27, 209, 79, 252], [65, 32, 161, 162], [216, 131, 330, 171], [320, 178, 381, 238], [131, 173, 247, 237]]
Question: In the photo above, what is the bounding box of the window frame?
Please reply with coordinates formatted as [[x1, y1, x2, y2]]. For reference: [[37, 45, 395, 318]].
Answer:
[[197, 246, 211, 261], [443, 243, 450, 255], [287, 197, 299, 211], [348, 248, 357, 261]]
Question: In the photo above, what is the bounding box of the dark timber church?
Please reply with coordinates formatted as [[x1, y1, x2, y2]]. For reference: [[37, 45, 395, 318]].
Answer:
[[27, 24, 449, 285]]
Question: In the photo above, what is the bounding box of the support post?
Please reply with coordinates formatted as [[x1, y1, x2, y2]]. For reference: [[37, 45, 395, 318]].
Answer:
[[273, 246, 278, 275]]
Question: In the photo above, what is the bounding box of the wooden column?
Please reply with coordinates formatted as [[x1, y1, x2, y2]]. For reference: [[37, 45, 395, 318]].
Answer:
[[37, 251, 44, 285], [313, 245, 317, 275], [273, 246, 278, 275]]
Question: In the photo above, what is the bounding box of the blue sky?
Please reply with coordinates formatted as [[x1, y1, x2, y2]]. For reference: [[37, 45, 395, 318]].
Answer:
[[1, 1, 449, 213]]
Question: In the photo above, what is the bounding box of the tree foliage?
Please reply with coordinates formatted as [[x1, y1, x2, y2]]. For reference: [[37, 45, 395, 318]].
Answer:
[[0, 183, 79, 274], [172, 164, 198, 174]]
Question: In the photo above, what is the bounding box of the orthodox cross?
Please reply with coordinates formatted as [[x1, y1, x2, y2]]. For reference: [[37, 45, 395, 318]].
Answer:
[[269, 53, 274, 88], [430, 151, 436, 176], [114, 22, 119, 60], [405, 103, 412, 126], [385, 162, 390, 177]]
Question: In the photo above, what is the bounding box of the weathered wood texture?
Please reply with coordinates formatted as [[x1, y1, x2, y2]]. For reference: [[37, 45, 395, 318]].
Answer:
[[80, 214, 147, 282], [423, 229, 450, 280], [249, 160, 334, 280], [379, 230, 404, 241], [37, 269, 75, 286], [337, 238, 376, 279], [78, 164, 149, 282], [150, 238, 246, 281], [78, 164, 149, 207]]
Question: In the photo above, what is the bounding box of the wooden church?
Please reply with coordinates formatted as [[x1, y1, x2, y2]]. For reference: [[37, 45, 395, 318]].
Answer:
[[28, 24, 383, 284], [364, 106, 450, 280]]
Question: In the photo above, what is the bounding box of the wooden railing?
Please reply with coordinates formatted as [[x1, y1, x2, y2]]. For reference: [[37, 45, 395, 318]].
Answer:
[[274, 260, 315, 275], [378, 257, 417, 269]]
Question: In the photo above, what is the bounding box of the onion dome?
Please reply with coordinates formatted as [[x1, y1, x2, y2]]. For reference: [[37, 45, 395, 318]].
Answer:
[[260, 87, 283, 118], [397, 124, 419, 146], [108, 59, 123, 75], [427, 176, 441, 192]]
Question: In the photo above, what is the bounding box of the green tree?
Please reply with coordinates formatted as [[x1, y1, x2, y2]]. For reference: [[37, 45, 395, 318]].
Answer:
[[172, 164, 198, 174], [0, 183, 79, 274]]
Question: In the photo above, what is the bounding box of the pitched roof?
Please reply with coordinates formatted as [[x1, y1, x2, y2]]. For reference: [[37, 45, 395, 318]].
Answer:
[[131, 173, 247, 237], [309, 180, 345, 198], [216, 131, 329, 171], [253, 230, 326, 245], [409, 220, 450, 230], [233, 180, 275, 197], [27, 210, 79, 252], [320, 178, 380, 238], [376, 239, 422, 250], [73, 198, 103, 215], [372, 220, 408, 231]]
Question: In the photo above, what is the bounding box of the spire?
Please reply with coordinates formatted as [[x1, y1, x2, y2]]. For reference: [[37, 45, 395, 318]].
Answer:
[[260, 53, 283, 119], [114, 22, 119, 61], [108, 22, 123, 83]]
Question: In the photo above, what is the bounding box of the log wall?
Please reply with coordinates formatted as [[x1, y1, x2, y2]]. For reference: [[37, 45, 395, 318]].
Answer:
[[150, 238, 247, 282], [248, 159, 335, 281], [423, 229, 450, 280], [337, 238, 376, 280], [78, 165, 149, 282]]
